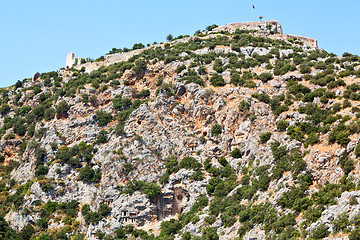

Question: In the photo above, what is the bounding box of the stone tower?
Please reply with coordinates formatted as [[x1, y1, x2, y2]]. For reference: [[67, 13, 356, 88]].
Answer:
[[66, 52, 75, 68]]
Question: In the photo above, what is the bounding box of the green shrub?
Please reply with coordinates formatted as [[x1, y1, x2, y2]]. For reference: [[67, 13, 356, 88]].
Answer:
[[259, 132, 272, 143], [133, 59, 147, 75], [95, 129, 108, 144], [176, 65, 186, 74], [81, 204, 91, 216], [277, 187, 307, 210], [252, 93, 270, 103], [81, 93, 89, 103], [259, 72, 273, 82], [328, 126, 350, 147], [198, 66, 207, 75], [69, 158, 81, 169], [338, 152, 354, 175], [287, 126, 305, 142], [211, 123, 222, 136], [143, 183, 161, 199], [230, 148, 242, 158], [166, 34, 173, 41], [89, 95, 98, 106], [220, 213, 236, 227], [206, 177, 223, 196], [41, 182, 54, 193], [311, 183, 341, 206], [274, 59, 296, 76], [36, 218, 48, 230], [333, 212, 350, 233], [160, 219, 181, 236], [112, 96, 132, 111], [82, 205, 103, 225], [19, 224, 35, 240], [300, 64, 311, 74], [34, 146, 46, 166], [206, 24, 218, 31], [199, 136, 207, 144], [165, 155, 179, 174], [96, 110, 112, 127], [349, 229, 360, 240], [311, 223, 329, 239], [35, 165, 49, 177], [12, 118, 27, 136], [50, 142, 58, 150], [180, 157, 201, 170], [58, 200, 79, 217], [213, 58, 224, 73], [248, 78, 261, 90], [56, 146, 72, 163], [79, 165, 101, 183], [230, 71, 244, 86], [33, 85, 42, 95], [4, 133, 15, 140], [210, 73, 226, 87], [182, 232, 191, 240], [139, 89, 150, 98], [238, 100, 250, 112], [15, 105, 31, 116], [355, 143, 360, 157], [110, 80, 120, 87], [98, 204, 112, 217], [350, 196, 358, 205], [56, 101, 70, 119], [343, 99, 352, 108], [0, 104, 10, 116], [181, 70, 205, 86], [202, 227, 219, 240], [304, 132, 320, 147], [95, 231, 105, 239], [44, 108, 55, 121], [277, 120, 288, 131], [115, 228, 126, 239]]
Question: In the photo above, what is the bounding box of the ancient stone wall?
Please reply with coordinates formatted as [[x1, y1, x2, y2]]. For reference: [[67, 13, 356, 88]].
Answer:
[[213, 20, 283, 34], [271, 33, 318, 48], [104, 49, 144, 65]]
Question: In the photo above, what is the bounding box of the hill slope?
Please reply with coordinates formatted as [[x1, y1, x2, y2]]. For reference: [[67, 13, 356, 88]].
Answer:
[[1, 20, 360, 239]]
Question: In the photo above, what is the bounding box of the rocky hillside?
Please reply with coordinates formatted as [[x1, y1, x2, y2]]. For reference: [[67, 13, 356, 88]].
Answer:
[[1, 20, 360, 240]]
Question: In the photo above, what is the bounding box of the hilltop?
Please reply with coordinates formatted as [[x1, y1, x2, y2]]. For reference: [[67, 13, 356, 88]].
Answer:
[[1, 20, 360, 240]]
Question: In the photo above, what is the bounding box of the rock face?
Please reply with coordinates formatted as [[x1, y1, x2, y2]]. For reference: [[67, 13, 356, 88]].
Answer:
[[1, 20, 360, 240], [5, 211, 36, 231]]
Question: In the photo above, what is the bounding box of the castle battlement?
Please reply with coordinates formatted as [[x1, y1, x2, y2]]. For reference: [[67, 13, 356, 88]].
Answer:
[[213, 20, 283, 34]]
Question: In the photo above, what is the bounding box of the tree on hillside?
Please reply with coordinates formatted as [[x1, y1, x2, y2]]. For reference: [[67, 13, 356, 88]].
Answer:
[[166, 34, 173, 41], [133, 59, 147, 76], [56, 101, 70, 119]]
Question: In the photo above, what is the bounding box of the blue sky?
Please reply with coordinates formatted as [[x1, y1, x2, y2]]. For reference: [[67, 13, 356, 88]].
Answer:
[[0, 0, 359, 88]]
